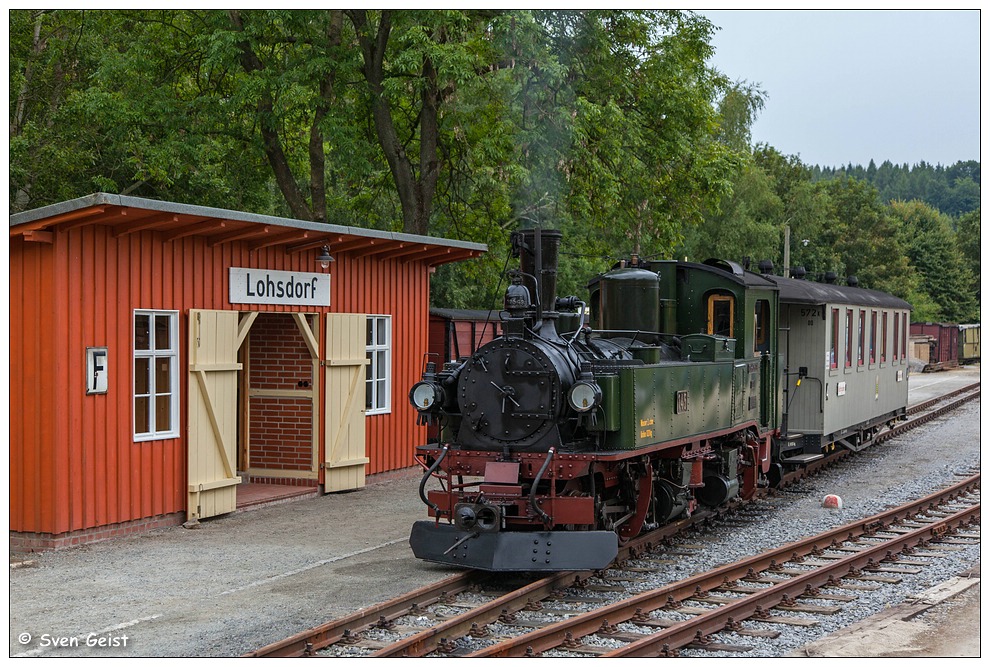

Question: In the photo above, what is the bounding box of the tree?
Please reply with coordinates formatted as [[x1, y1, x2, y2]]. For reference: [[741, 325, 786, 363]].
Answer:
[[10, 9, 753, 310], [955, 208, 981, 312], [344, 10, 515, 235], [551, 10, 740, 263], [748, 144, 838, 277], [812, 158, 981, 218], [751, 145, 810, 199], [815, 177, 918, 298], [9, 11, 140, 210], [678, 162, 781, 265], [891, 201, 979, 323], [714, 81, 766, 153], [9, 10, 286, 213], [956, 208, 981, 274]]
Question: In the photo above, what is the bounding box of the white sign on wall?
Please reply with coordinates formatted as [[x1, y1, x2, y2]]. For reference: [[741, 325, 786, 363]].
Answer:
[[229, 267, 331, 306]]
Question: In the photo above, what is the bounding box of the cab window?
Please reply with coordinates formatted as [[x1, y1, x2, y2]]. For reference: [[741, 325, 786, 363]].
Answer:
[[707, 294, 734, 337], [754, 299, 771, 355]]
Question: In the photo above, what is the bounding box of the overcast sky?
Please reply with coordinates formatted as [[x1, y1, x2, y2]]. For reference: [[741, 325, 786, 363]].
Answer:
[[698, 9, 981, 168]]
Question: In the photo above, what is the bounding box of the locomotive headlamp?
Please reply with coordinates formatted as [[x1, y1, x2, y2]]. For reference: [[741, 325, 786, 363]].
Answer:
[[409, 381, 444, 411], [567, 380, 602, 413]]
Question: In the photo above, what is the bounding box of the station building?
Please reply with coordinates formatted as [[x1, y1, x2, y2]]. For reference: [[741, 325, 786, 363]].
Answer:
[[9, 193, 485, 550]]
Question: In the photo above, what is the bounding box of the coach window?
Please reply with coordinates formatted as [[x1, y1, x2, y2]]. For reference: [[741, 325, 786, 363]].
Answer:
[[134, 310, 179, 441], [881, 311, 888, 363], [901, 313, 908, 361], [366, 315, 392, 415], [707, 294, 734, 338], [893, 313, 900, 363], [845, 309, 854, 368], [754, 299, 771, 355], [869, 310, 877, 365], [829, 308, 839, 369], [857, 310, 866, 367]]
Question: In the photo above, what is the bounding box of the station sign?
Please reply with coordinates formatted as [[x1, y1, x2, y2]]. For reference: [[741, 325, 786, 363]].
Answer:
[[229, 267, 331, 306]]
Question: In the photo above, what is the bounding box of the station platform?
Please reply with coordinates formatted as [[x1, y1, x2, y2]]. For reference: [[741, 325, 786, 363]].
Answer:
[[906, 363, 981, 403]]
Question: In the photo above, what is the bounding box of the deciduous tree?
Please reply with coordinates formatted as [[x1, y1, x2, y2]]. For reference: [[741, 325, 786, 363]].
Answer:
[[890, 200, 978, 323]]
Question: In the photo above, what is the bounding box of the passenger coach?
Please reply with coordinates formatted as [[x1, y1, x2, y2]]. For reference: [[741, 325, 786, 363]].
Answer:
[[768, 275, 911, 463]]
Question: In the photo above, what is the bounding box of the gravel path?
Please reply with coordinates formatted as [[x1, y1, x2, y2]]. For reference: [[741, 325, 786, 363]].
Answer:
[[8, 368, 980, 657]]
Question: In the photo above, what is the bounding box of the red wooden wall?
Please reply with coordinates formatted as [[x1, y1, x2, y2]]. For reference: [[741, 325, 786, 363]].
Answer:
[[428, 312, 500, 363], [10, 218, 438, 536]]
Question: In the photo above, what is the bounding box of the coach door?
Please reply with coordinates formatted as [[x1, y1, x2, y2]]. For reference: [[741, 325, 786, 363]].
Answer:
[[187, 309, 246, 520], [324, 313, 369, 492]]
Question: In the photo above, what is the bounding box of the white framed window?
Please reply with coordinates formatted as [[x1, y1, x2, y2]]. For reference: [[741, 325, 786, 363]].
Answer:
[[134, 310, 179, 441], [365, 315, 391, 415]]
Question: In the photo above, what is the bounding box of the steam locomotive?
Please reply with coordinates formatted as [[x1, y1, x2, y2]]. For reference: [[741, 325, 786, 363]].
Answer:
[[409, 228, 911, 571]]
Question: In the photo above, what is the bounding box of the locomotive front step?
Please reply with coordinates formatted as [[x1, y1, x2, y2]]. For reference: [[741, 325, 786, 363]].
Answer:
[[409, 521, 618, 572]]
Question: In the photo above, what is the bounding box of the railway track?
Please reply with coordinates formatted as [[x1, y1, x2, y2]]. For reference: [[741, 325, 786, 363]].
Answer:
[[246, 384, 980, 658], [477, 475, 979, 657]]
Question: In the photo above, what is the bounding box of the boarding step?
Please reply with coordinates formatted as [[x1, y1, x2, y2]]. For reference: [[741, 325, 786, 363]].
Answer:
[[782, 453, 824, 464]]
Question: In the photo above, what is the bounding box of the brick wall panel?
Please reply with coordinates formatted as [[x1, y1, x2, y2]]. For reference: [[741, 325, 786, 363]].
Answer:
[[248, 314, 314, 471]]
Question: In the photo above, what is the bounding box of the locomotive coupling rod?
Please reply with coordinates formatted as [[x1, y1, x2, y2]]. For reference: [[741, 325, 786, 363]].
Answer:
[[530, 447, 556, 525], [419, 445, 450, 515]]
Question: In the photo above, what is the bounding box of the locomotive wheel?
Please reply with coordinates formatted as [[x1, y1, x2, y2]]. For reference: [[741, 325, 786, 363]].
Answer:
[[618, 462, 653, 541]]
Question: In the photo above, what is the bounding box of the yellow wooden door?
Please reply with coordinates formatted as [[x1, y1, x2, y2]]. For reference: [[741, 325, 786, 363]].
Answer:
[[324, 313, 369, 491], [188, 309, 242, 520]]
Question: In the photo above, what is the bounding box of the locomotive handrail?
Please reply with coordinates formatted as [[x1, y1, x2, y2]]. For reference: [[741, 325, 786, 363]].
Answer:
[[419, 444, 450, 516], [529, 447, 556, 525]]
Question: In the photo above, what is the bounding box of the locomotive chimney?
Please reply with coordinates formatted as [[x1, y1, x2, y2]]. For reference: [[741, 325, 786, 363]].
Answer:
[[511, 228, 563, 324]]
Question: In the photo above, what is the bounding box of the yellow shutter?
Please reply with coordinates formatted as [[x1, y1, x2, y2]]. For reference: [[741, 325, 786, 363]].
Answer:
[[324, 313, 369, 491], [187, 310, 242, 520]]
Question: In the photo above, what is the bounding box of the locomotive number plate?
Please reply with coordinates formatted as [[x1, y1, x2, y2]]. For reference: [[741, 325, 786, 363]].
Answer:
[[676, 390, 689, 414]]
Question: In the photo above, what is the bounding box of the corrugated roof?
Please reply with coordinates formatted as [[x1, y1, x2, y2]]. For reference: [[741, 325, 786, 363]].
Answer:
[[10, 193, 487, 266]]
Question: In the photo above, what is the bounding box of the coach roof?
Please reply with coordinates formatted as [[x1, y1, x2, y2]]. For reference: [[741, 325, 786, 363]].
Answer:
[[766, 274, 912, 310]]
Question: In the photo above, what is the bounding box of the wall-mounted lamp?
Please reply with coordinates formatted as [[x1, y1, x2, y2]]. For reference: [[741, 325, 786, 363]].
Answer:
[[316, 245, 335, 270]]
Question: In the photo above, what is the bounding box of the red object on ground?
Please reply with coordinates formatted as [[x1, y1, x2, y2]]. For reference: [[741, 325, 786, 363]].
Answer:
[[822, 494, 844, 509]]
